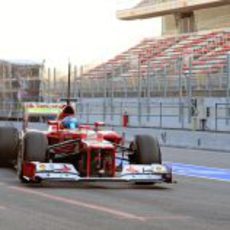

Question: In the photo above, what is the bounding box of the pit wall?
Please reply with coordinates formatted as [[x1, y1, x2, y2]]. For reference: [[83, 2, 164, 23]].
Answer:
[[113, 126, 230, 153], [77, 97, 230, 132]]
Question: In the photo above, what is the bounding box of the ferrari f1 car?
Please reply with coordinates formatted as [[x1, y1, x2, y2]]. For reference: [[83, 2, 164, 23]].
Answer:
[[11, 102, 173, 185]]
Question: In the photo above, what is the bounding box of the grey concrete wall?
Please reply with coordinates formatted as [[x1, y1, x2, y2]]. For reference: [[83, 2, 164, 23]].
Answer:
[[1, 120, 230, 152], [114, 126, 230, 152]]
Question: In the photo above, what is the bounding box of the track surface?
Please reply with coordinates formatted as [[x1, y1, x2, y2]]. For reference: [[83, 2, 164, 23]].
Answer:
[[0, 147, 230, 230]]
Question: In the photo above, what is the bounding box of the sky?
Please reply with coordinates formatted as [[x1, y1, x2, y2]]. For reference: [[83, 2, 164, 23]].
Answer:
[[0, 0, 161, 70]]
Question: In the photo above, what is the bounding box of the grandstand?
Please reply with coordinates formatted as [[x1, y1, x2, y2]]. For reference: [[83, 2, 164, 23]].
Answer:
[[78, 0, 230, 98], [44, 0, 229, 132], [79, 29, 229, 97]]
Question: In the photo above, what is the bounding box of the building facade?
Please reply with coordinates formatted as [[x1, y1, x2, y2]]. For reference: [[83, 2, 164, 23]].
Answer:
[[0, 60, 44, 103], [117, 0, 230, 35]]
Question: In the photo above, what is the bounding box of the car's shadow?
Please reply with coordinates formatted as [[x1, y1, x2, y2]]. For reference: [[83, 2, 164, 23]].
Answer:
[[15, 181, 172, 190]]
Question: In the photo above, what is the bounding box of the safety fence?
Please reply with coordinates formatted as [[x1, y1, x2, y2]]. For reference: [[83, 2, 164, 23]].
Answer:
[[0, 99, 230, 132]]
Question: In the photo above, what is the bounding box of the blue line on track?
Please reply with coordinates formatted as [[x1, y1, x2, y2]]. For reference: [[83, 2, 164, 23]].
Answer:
[[169, 162, 230, 182]]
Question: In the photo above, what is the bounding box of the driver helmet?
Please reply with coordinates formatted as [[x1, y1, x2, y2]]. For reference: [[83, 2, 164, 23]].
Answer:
[[62, 116, 79, 129]]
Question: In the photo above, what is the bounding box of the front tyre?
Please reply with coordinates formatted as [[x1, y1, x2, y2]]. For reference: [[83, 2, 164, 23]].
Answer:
[[129, 135, 162, 164]]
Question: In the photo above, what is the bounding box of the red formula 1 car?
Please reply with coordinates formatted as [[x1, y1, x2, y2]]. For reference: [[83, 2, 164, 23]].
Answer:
[[15, 102, 173, 185]]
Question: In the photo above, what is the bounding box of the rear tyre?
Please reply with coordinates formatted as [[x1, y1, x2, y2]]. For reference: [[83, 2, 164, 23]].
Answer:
[[129, 135, 162, 164], [18, 131, 48, 183], [0, 127, 19, 166]]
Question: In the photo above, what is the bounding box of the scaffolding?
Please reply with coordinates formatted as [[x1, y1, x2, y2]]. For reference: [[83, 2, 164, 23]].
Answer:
[[0, 60, 44, 117]]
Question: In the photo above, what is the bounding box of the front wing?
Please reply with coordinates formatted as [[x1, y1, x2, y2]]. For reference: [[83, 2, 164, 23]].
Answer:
[[21, 162, 173, 184]]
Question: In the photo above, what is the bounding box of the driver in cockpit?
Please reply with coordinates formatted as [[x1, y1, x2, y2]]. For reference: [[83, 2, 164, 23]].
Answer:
[[62, 116, 79, 129]]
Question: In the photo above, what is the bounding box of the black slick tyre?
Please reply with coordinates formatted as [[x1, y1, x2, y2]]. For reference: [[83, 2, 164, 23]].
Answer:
[[18, 131, 48, 183], [23, 131, 48, 162], [0, 127, 20, 166], [129, 135, 162, 164]]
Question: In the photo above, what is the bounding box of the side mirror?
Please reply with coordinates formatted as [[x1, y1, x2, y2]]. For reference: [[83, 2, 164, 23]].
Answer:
[[47, 120, 60, 131], [94, 121, 105, 130], [47, 120, 58, 126], [79, 124, 92, 130]]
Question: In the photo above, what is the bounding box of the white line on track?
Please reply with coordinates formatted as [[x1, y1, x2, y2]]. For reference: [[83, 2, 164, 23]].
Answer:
[[143, 215, 191, 220], [0, 206, 6, 210], [9, 186, 145, 221]]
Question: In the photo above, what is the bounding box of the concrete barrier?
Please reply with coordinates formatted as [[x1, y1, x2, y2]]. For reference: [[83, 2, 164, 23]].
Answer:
[[1, 120, 230, 152]]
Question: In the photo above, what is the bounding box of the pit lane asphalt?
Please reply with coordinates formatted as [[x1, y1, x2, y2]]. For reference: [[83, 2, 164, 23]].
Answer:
[[0, 147, 230, 230]]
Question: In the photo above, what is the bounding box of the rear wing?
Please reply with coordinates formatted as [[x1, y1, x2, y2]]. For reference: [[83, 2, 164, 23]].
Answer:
[[24, 103, 65, 116], [22, 103, 66, 130]]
